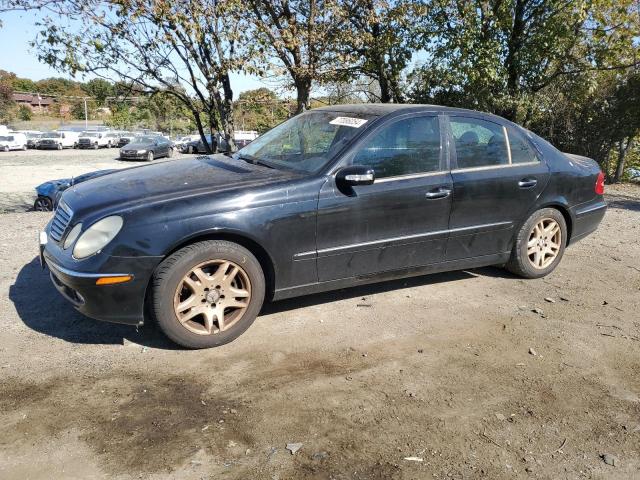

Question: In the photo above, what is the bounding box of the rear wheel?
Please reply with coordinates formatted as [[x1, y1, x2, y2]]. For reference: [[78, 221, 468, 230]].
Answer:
[[152, 240, 265, 348], [506, 208, 567, 278], [2, 145, 8, 152], [57, 143, 63, 150]]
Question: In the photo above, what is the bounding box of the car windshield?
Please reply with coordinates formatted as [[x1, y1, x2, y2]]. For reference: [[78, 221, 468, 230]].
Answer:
[[82, 132, 99, 137], [0, 136, 8, 141], [235, 110, 377, 173], [137, 136, 157, 143]]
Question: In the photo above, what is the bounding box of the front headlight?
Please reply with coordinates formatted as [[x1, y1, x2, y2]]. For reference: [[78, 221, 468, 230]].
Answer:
[[73, 216, 123, 259], [136, 149, 147, 154], [63, 223, 83, 249]]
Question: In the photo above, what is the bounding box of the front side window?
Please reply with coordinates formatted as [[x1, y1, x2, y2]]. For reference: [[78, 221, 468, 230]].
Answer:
[[450, 117, 509, 169], [507, 126, 539, 164], [237, 110, 377, 173], [351, 115, 441, 178]]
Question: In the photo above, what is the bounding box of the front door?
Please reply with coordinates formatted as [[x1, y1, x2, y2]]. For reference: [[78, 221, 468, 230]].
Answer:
[[316, 114, 453, 282], [446, 116, 550, 260]]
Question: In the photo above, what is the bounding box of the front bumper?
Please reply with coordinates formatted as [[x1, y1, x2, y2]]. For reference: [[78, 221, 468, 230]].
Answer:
[[119, 151, 147, 160], [42, 234, 162, 326]]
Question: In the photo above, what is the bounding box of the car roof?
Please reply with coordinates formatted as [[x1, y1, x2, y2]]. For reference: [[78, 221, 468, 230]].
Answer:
[[313, 103, 512, 125]]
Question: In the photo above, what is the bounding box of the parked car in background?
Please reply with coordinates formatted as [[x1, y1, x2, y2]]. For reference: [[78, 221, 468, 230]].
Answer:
[[181, 133, 229, 154], [34, 169, 118, 211], [117, 132, 137, 148], [26, 132, 43, 149], [38, 131, 80, 149], [78, 131, 112, 149], [104, 132, 121, 148], [119, 135, 174, 161], [40, 104, 607, 348], [0, 133, 28, 151], [234, 130, 259, 149]]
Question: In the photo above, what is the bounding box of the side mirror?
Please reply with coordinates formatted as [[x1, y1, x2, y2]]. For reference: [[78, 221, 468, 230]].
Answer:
[[336, 165, 375, 187]]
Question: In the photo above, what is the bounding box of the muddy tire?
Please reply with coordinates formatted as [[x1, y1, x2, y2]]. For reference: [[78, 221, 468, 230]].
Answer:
[[152, 240, 265, 349], [506, 208, 567, 279]]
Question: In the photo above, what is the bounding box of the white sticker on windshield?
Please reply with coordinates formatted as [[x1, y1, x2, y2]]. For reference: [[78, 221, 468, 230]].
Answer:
[[329, 116, 368, 128]]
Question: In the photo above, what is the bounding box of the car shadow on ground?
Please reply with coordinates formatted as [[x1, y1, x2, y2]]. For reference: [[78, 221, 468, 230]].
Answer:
[[605, 192, 640, 212], [11, 257, 510, 349], [9, 257, 178, 349]]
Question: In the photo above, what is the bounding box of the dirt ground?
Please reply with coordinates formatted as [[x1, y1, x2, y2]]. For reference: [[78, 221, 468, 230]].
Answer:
[[0, 183, 638, 480]]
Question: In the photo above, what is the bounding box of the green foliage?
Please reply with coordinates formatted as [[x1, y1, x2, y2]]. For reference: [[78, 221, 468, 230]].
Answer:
[[17, 104, 32, 121], [234, 88, 290, 133], [82, 79, 114, 106]]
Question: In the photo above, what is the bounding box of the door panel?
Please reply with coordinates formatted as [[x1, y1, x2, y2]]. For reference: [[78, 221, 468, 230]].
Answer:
[[446, 116, 550, 260], [317, 172, 453, 281]]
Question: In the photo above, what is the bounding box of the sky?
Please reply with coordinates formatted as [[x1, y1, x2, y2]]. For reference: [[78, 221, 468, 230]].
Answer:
[[0, 10, 270, 94]]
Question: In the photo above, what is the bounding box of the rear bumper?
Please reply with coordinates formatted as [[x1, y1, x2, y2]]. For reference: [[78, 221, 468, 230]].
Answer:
[[569, 199, 607, 245]]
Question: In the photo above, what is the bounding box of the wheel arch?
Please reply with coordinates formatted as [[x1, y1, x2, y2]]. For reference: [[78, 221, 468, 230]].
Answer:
[[534, 201, 573, 245], [147, 229, 277, 305]]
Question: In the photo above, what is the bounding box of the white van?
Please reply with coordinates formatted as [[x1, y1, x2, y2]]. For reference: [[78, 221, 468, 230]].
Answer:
[[0, 133, 28, 152], [78, 131, 112, 149], [37, 131, 80, 149]]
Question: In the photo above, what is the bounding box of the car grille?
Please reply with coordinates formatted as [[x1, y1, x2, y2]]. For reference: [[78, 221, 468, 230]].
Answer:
[[50, 201, 73, 242], [40, 139, 57, 145], [79, 139, 91, 145]]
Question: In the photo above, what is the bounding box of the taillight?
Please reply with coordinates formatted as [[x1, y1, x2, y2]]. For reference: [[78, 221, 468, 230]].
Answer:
[[595, 172, 605, 195]]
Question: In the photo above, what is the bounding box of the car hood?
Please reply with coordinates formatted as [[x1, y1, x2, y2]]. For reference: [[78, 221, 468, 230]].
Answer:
[[61, 155, 302, 218], [121, 141, 154, 150]]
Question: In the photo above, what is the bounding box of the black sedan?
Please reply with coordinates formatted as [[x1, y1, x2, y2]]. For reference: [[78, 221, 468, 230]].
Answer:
[[119, 135, 174, 161], [40, 104, 606, 348]]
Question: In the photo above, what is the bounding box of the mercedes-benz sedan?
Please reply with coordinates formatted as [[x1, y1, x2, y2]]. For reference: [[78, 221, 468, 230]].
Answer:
[[40, 104, 606, 348]]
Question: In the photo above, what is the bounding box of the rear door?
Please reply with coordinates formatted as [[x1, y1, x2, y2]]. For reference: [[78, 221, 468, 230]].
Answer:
[[446, 115, 550, 260], [316, 113, 453, 281]]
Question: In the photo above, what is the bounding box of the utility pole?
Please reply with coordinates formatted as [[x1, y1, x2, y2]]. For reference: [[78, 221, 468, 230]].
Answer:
[[83, 98, 88, 129]]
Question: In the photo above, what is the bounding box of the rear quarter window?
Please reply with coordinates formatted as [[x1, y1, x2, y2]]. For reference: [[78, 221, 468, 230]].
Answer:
[[507, 127, 540, 164]]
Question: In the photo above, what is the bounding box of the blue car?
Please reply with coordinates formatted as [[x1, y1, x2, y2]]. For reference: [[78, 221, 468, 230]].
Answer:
[[34, 169, 117, 211]]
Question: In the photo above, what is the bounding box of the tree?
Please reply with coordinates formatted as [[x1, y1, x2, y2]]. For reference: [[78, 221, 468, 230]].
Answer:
[[234, 88, 289, 132], [82, 78, 113, 106], [248, 0, 346, 114], [17, 104, 32, 120], [335, 0, 425, 103], [25, 0, 254, 152], [409, 0, 640, 124]]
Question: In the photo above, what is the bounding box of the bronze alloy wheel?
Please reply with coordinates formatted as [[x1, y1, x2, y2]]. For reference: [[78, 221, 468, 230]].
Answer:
[[527, 218, 561, 269], [173, 260, 251, 335]]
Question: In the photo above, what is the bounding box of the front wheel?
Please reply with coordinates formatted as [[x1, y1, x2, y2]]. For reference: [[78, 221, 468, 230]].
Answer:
[[505, 208, 567, 279], [57, 143, 63, 150], [167, 147, 174, 158], [2, 145, 8, 152], [147, 151, 154, 162], [152, 240, 265, 348]]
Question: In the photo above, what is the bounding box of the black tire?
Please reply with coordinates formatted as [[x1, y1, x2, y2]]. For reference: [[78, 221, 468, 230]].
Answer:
[[57, 143, 63, 150], [22, 144, 27, 151], [2, 145, 8, 152], [167, 147, 174, 158], [505, 207, 567, 279], [147, 151, 154, 162], [34, 196, 54, 211], [152, 240, 265, 349]]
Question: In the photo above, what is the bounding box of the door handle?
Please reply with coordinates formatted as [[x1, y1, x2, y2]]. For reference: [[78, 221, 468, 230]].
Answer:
[[425, 187, 452, 199], [518, 178, 538, 189]]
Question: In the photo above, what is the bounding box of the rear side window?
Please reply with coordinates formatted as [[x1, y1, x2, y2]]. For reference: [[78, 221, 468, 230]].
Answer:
[[507, 126, 539, 164], [351, 115, 441, 178], [450, 117, 508, 168]]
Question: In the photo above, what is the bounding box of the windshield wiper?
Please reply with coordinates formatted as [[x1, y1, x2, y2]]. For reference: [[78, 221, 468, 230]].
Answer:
[[235, 154, 275, 169]]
